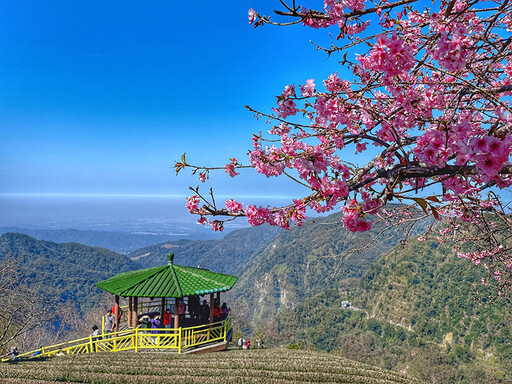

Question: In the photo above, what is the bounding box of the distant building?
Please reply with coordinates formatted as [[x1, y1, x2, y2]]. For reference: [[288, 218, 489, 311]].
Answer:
[[341, 300, 350, 308]]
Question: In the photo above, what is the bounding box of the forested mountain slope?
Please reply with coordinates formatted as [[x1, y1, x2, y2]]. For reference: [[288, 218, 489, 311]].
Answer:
[[0, 233, 139, 311], [0, 227, 187, 253], [231, 211, 421, 321], [272, 238, 512, 383], [127, 224, 281, 275]]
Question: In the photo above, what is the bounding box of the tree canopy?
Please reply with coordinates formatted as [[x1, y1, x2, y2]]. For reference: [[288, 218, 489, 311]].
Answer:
[[177, 0, 512, 296]]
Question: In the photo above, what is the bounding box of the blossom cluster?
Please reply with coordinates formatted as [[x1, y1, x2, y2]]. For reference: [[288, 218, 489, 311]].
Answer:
[[180, 0, 512, 292]]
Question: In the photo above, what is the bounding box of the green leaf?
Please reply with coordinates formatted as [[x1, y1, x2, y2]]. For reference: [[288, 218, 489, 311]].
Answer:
[[412, 198, 428, 214]]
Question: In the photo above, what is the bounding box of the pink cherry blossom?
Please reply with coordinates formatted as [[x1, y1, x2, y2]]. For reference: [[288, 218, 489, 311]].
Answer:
[[248, 8, 257, 25], [210, 220, 224, 232], [177, 0, 512, 296], [225, 199, 243, 213], [300, 79, 316, 97], [199, 172, 208, 183], [224, 158, 239, 177], [186, 195, 200, 213]]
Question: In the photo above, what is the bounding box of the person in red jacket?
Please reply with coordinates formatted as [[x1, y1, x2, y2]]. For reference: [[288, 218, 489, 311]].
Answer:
[[163, 308, 172, 329], [213, 303, 223, 322], [111, 305, 123, 321]]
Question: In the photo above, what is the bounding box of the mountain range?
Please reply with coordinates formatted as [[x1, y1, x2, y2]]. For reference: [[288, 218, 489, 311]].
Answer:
[[1, 210, 510, 383]]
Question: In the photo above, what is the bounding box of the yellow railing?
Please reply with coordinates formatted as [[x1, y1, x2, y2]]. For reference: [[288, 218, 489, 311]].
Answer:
[[4, 316, 230, 361]]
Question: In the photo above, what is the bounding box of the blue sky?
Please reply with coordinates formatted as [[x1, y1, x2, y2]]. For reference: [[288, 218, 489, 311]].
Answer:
[[0, 0, 349, 200]]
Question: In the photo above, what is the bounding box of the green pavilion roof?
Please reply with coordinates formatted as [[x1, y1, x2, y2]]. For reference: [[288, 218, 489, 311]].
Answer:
[[96, 254, 238, 298]]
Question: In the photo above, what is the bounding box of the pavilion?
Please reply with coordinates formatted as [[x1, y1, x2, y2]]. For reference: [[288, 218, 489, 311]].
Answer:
[[0, 253, 239, 360], [96, 253, 238, 332]]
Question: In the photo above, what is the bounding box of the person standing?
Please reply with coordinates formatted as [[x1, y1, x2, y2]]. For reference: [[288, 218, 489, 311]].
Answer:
[[104, 310, 115, 337], [200, 300, 210, 323], [150, 315, 161, 344], [163, 308, 172, 329], [111, 305, 123, 322], [151, 315, 161, 331], [179, 301, 186, 326], [188, 295, 200, 322], [92, 325, 100, 337], [221, 303, 230, 319], [213, 302, 223, 322]]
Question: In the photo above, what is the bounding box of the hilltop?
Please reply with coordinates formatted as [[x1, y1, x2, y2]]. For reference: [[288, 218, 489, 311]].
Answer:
[[127, 224, 281, 275], [0, 348, 423, 384], [0, 227, 211, 254], [3, 212, 511, 383]]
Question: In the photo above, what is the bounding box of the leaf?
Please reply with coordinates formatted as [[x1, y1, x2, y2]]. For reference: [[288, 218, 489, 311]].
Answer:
[[181, 153, 187, 164], [174, 163, 184, 176], [431, 206, 440, 220], [425, 196, 440, 203], [412, 198, 428, 214]]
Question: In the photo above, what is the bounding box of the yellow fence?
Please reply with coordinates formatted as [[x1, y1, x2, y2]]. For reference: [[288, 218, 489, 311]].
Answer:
[[5, 316, 231, 361]]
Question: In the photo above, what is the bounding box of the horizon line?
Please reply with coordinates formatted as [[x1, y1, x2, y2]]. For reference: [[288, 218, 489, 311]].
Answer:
[[0, 193, 297, 199]]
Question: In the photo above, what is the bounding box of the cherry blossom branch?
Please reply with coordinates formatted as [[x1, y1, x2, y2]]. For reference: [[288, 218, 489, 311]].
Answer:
[[179, 0, 512, 295]]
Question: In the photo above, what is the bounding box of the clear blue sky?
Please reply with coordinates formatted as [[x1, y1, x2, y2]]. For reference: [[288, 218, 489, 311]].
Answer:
[[0, 1, 349, 200]]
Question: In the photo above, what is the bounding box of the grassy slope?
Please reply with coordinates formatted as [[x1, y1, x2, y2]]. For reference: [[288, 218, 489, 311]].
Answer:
[[1, 348, 423, 384]]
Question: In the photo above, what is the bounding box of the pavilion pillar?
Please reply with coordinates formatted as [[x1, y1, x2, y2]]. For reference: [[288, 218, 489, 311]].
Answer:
[[128, 297, 133, 328], [216, 292, 220, 305], [175, 297, 180, 332], [132, 297, 139, 328], [161, 297, 165, 321], [114, 295, 120, 332], [209, 293, 214, 324]]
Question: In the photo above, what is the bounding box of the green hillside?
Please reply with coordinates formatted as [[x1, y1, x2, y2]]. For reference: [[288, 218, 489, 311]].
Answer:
[[127, 224, 281, 275], [0, 232, 139, 311], [1, 348, 422, 384], [3, 213, 510, 384], [360, 239, 511, 351], [231, 211, 419, 321], [271, 238, 512, 383], [0, 227, 185, 253]]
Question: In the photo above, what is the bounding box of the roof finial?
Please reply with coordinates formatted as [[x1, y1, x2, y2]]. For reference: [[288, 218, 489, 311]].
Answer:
[[167, 253, 174, 265]]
